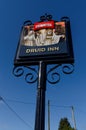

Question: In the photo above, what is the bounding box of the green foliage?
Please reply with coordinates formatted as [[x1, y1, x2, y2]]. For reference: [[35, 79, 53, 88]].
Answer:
[[58, 117, 74, 130]]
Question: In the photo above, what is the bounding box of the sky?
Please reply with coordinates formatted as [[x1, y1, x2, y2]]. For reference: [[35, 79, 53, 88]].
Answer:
[[0, 0, 86, 130]]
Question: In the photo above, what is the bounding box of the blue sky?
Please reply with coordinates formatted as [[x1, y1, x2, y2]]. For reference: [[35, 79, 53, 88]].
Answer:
[[0, 0, 86, 130]]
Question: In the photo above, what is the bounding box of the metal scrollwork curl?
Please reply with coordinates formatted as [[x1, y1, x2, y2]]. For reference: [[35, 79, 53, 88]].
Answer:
[[47, 64, 74, 84], [13, 66, 24, 77], [13, 63, 74, 85], [47, 64, 61, 84], [13, 66, 38, 84], [62, 64, 74, 74], [25, 66, 38, 83]]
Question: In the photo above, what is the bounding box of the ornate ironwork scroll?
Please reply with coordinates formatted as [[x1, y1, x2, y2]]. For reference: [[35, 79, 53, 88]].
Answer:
[[47, 64, 61, 84], [62, 64, 74, 74], [13, 66, 38, 83], [47, 64, 74, 84], [13, 64, 74, 84]]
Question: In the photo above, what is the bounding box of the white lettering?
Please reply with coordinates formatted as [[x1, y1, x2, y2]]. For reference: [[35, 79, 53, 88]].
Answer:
[[48, 47, 59, 51], [36, 23, 52, 29], [26, 48, 46, 53]]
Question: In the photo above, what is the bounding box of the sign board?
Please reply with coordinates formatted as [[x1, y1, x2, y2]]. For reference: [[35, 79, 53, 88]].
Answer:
[[14, 16, 74, 65]]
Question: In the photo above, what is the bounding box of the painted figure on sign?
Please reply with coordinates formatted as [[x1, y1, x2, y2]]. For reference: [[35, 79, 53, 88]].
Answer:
[[45, 29, 53, 45], [52, 22, 66, 43], [35, 29, 46, 46], [23, 25, 36, 46]]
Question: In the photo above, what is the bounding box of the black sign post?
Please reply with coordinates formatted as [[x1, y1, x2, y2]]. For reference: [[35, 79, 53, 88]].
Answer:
[[34, 61, 46, 130], [13, 14, 74, 130]]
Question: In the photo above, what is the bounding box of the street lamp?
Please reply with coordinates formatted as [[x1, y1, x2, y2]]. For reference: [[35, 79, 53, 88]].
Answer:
[[13, 14, 74, 130]]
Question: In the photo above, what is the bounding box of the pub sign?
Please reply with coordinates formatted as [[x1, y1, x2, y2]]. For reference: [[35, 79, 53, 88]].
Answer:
[[14, 15, 74, 65]]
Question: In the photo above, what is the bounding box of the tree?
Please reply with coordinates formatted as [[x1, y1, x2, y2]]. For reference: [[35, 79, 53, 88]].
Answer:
[[58, 117, 74, 130]]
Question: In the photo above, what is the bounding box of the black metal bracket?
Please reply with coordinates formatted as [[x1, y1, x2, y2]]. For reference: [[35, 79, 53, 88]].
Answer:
[[13, 63, 74, 84], [13, 66, 38, 83]]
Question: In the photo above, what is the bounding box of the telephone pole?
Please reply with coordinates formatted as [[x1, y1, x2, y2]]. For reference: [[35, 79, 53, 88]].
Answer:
[[71, 106, 77, 130]]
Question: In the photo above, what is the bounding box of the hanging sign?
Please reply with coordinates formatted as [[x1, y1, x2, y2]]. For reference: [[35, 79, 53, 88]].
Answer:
[[14, 15, 74, 65]]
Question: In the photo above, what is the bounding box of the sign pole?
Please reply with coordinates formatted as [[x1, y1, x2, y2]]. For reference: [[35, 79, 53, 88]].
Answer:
[[34, 61, 46, 130], [13, 14, 74, 130]]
